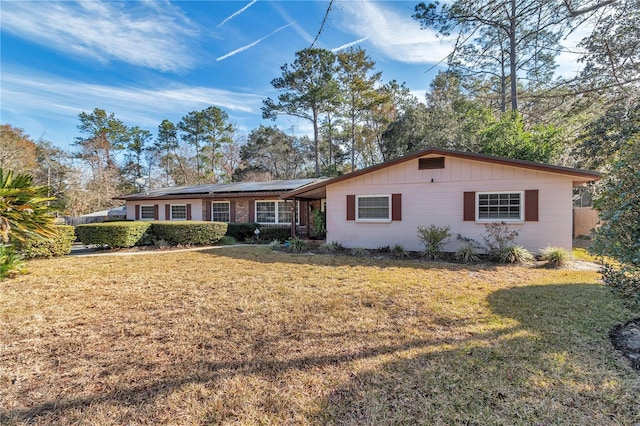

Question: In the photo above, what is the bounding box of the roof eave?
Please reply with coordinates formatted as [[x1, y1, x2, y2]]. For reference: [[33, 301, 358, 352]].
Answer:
[[282, 148, 602, 198]]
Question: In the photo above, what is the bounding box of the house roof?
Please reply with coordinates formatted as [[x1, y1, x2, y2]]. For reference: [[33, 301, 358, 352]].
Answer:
[[282, 147, 602, 200], [81, 206, 127, 217], [114, 178, 320, 201]]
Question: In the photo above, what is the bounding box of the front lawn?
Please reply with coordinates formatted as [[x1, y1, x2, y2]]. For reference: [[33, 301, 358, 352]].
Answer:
[[1, 247, 638, 425]]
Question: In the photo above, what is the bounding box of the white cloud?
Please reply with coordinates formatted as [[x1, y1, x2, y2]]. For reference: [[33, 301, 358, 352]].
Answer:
[[337, 0, 453, 64], [1, 70, 263, 129], [0, 1, 198, 72]]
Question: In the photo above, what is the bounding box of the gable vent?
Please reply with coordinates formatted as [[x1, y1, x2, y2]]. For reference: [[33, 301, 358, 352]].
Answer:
[[419, 157, 445, 169]]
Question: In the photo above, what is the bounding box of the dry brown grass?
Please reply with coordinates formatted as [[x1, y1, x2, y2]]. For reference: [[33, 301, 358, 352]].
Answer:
[[1, 247, 639, 425]]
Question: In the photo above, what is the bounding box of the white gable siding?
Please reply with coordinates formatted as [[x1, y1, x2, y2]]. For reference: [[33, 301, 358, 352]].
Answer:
[[326, 155, 574, 252]]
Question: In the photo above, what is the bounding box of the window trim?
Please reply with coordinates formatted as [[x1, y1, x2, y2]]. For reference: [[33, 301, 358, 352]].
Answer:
[[211, 201, 230, 223], [255, 200, 300, 225], [356, 194, 392, 222], [475, 191, 524, 222], [139, 205, 155, 221], [170, 204, 187, 221]]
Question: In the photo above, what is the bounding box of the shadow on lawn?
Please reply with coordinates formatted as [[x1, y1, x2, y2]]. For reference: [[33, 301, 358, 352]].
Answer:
[[2, 330, 514, 423], [316, 284, 634, 424], [201, 245, 501, 272], [3, 284, 631, 424]]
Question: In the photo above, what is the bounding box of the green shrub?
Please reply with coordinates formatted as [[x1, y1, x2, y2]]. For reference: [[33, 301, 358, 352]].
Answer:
[[482, 222, 520, 258], [319, 241, 345, 253], [540, 246, 572, 268], [259, 226, 291, 242], [455, 234, 482, 263], [288, 237, 308, 253], [497, 245, 534, 264], [0, 246, 26, 280], [601, 263, 640, 301], [76, 222, 151, 248], [311, 209, 326, 238], [417, 225, 451, 260], [218, 236, 236, 245], [350, 247, 367, 257], [456, 244, 479, 264], [152, 238, 170, 250], [226, 222, 259, 240], [16, 225, 76, 258], [392, 243, 409, 258], [268, 239, 282, 250], [150, 221, 227, 245]]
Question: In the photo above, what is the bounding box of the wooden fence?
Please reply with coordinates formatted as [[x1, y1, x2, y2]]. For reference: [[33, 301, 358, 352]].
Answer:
[[573, 207, 599, 238]]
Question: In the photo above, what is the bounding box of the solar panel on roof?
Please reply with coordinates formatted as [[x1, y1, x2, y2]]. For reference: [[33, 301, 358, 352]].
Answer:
[[123, 178, 319, 198]]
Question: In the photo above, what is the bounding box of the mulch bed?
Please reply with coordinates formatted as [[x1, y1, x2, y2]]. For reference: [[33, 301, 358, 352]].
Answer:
[[610, 317, 640, 371]]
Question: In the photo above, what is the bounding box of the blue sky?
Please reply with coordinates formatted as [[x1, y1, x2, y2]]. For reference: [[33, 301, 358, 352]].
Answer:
[[0, 0, 588, 151]]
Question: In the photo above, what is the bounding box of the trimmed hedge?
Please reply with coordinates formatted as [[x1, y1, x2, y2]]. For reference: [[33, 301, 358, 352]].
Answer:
[[150, 221, 228, 245], [226, 222, 260, 240], [76, 222, 151, 248], [15, 225, 76, 258], [75, 221, 229, 248], [259, 226, 291, 242]]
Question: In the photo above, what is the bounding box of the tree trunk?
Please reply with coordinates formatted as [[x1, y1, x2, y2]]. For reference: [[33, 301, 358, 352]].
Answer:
[[350, 110, 356, 173], [313, 107, 320, 177], [509, 0, 518, 112]]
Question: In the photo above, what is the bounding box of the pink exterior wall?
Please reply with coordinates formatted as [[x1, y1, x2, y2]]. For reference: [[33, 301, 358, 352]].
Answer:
[[126, 199, 203, 221], [326, 155, 575, 253]]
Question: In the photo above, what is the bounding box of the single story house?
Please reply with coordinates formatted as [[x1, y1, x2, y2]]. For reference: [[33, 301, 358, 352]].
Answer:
[[116, 148, 601, 252], [281, 148, 601, 252], [114, 179, 323, 235]]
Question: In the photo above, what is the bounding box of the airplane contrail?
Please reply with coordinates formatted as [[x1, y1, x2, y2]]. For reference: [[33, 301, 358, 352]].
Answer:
[[331, 37, 369, 53], [217, 22, 295, 61], [217, 0, 257, 28]]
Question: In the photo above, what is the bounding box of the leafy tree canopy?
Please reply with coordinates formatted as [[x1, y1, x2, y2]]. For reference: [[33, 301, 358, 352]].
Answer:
[[479, 112, 563, 163], [591, 137, 640, 268]]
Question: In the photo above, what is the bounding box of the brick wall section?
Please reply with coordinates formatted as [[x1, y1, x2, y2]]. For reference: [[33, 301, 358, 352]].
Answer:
[[234, 198, 250, 223], [139, 197, 286, 224]]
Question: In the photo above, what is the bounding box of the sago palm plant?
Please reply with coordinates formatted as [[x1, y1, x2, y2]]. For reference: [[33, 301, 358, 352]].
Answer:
[[0, 168, 56, 243]]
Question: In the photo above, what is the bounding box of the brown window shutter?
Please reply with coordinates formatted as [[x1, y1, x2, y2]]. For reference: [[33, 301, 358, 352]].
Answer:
[[135, 204, 140, 220], [392, 194, 402, 221], [153, 205, 159, 220], [346, 195, 356, 221], [205, 201, 212, 221], [165, 204, 170, 220], [299, 201, 307, 226], [525, 190, 539, 221], [186, 204, 192, 220], [249, 200, 255, 222], [463, 192, 475, 221], [230, 200, 236, 222]]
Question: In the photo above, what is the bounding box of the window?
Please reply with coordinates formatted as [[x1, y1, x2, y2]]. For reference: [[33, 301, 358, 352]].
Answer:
[[140, 205, 155, 220], [477, 192, 523, 221], [212, 202, 230, 222], [357, 195, 390, 221], [255, 201, 299, 224], [170, 204, 187, 220]]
